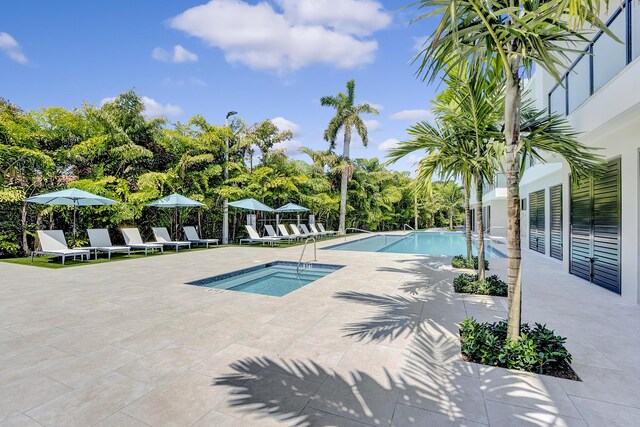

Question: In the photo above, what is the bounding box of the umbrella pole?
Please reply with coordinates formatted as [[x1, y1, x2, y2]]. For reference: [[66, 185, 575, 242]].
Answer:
[[174, 207, 178, 240], [72, 204, 77, 247]]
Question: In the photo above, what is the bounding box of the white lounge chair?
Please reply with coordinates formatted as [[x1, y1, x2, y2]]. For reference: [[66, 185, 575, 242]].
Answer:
[[309, 223, 329, 237], [152, 227, 192, 252], [289, 224, 312, 239], [85, 228, 131, 259], [266, 224, 296, 244], [32, 230, 90, 265], [183, 226, 219, 248], [240, 225, 281, 246], [299, 223, 322, 238], [318, 223, 339, 235], [277, 224, 300, 240], [121, 228, 164, 255]]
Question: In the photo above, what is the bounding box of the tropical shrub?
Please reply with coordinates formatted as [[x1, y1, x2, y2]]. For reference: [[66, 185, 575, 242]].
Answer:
[[453, 273, 506, 296], [451, 254, 489, 270], [459, 318, 574, 377]]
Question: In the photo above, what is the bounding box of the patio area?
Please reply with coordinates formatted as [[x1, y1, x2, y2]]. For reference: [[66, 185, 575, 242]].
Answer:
[[0, 236, 638, 426]]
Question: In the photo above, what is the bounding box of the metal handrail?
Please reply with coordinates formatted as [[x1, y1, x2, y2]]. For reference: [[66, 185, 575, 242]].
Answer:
[[344, 228, 373, 241], [297, 237, 317, 273], [344, 228, 389, 245], [403, 224, 415, 231]]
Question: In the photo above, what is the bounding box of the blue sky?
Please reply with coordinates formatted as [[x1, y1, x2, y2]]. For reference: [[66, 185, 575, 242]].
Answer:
[[0, 0, 440, 172]]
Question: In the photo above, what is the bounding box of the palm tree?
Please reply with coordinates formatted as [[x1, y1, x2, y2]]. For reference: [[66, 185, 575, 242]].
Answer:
[[440, 182, 464, 229], [388, 119, 496, 280], [411, 0, 610, 339], [321, 80, 379, 234]]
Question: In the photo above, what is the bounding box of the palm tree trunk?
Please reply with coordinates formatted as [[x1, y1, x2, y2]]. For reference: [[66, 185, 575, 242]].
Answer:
[[449, 208, 453, 229], [21, 201, 29, 254], [338, 127, 351, 234], [505, 59, 523, 341], [414, 192, 418, 230], [475, 178, 485, 281], [464, 186, 473, 264]]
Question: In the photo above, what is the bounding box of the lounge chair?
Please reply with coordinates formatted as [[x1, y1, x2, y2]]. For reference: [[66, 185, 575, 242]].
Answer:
[[121, 228, 164, 255], [240, 225, 281, 246], [289, 224, 312, 239], [309, 223, 330, 237], [183, 226, 219, 248], [318, 223, 339, 235], [266, 224, 297, 244], [152, 227, 192, 252], [32, 230, 90, 265], [85, 228, 131, 259], [299, 223, 322, 238], [277, 224, 301, 240]]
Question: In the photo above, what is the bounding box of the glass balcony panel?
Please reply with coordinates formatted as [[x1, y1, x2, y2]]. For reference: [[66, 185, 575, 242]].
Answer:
[[633, 1, 640, 59], [592, 10, 627, 92], [549, 81, 566, 116], [567, 53, 591, 112]]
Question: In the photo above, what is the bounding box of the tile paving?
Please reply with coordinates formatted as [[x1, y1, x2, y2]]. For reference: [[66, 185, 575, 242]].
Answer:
[[0, 235, 638, 426]]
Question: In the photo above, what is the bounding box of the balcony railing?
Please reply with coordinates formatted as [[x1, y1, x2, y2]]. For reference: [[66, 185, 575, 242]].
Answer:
[[548, 0, 639, 117], [483, 173, 507, 196]]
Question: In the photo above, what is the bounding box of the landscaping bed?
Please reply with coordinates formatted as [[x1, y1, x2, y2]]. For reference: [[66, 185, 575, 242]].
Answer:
[[460, 318, 580, 381], [451, 254, 489, 270], [453, 273, 507, 296]]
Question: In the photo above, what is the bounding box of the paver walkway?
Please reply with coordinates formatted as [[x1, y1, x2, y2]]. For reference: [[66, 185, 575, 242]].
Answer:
[[0, 235, 638, 426]]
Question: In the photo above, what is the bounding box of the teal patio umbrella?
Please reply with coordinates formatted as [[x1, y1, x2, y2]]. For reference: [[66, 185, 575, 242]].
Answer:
[[228, 198, 274, 212], [228, 198, 274, 238], [275, 202, 309, 226], [146, 193, 205, 238], [25, 188, 118, 246]]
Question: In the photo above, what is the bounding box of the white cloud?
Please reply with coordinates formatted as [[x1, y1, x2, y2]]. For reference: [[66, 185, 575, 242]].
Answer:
[[276, 0, 391, 36], [412, 36, 430, 52], [101, 96, 183, 118], [364, 119, 381, 131], [389, 109, 434, 122], [273, 139, 302, 154], [169, 0, 388, 72], [378, 138, 400, 151], [152, 45, 198, 63], [364, 101, 384, 111], [271, 117, 301, 136], [0, 32, 28, 64]]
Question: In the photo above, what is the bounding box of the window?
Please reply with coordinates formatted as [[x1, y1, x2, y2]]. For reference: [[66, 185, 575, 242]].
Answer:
[[521, 198, 527, 211]]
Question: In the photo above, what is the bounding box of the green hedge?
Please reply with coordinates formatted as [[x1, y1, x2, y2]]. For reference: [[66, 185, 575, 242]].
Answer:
[[451, 255, 489, 270], [453, 273, 507, 296], [460, 318, 573, 376]]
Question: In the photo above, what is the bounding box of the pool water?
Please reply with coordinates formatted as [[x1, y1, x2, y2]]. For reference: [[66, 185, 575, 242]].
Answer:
[[325, 232, 505, 257], [186, 261, 343, 297]]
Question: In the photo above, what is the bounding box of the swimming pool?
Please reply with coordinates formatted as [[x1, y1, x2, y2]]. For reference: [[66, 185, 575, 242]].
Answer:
[[325, 232, 506, 257], [186, 261, 343, 297]]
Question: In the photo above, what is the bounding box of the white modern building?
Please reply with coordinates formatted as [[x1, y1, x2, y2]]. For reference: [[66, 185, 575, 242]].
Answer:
[[472, 0, 640, 303]]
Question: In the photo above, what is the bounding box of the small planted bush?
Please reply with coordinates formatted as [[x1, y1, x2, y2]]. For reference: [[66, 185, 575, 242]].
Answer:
[[451, 255, 489, 270], [459, 318, 578, 380], [453, 274, 507, 296]]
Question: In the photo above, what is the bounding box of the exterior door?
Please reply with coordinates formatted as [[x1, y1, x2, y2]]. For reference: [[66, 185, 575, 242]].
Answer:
[[550, 185, 563, 260], [570, 159, 621, 293], [529, 189, 545, 254]]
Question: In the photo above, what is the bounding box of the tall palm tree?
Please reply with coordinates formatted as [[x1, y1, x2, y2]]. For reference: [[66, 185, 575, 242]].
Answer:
[[321, 80, 379, 234], [440, 182, 464, 229], [388, 119, 496, 280], [411, 0, 610, 339]]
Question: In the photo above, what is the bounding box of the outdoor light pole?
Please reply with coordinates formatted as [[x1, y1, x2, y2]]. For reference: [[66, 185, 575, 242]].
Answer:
[[222, 110, 237, 244]]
